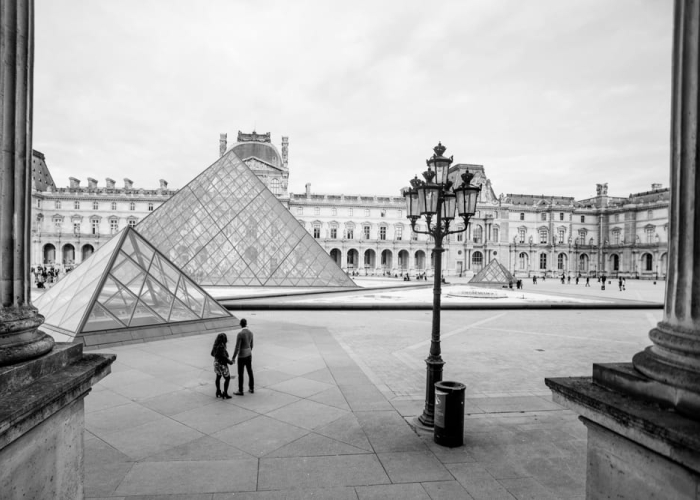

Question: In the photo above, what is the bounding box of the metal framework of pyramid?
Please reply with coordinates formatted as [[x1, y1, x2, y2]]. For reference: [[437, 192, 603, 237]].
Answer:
[[469, 258, 515, 286], [34, 227, 238, 347], [136, 149, 356, 287]]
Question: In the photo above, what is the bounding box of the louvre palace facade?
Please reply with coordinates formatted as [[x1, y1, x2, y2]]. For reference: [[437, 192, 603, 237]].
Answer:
[[30, 132, 670, 281]]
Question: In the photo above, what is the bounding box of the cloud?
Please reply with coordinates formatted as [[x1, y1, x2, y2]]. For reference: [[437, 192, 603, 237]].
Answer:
[[33, 0, 673, 200]]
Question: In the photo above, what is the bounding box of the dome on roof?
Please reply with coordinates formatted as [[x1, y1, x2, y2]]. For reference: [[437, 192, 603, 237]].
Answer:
[[229, 141, 284, 170]]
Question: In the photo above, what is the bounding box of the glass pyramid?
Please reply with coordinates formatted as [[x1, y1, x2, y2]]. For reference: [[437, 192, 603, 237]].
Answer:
[[136, 150, 356, 287], [469, 258, 515, 285], [33, 227, 233, 337]]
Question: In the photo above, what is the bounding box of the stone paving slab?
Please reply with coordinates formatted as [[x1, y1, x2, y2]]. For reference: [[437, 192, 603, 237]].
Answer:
[[81, 305, 658, 498]]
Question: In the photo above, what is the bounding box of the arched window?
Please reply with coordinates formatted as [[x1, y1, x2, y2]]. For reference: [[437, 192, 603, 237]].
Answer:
[[644, 253, 653, 271], [539, 253, 547, 270], [270, 178, 281, 195], [519, 252, 528, 270], [472, 251, 483, 272], [612, 254, 620, 271], [473, 225, 483, 244]]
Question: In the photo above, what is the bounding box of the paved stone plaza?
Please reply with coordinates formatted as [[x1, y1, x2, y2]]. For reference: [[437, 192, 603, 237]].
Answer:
[[84, 280, 664, 499]]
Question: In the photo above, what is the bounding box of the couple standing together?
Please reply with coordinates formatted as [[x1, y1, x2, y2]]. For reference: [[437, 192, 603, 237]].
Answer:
[[211, 318, 254, 398]]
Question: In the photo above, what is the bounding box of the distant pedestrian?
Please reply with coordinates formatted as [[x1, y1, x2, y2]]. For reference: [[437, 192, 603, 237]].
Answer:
[[585, 277, 590, 287], [575, 276, 579, 285], [211, 333, 233, 399], [619, 278, 623, 291], [567, 276, 571, 284], [233, 318, 255, 395]]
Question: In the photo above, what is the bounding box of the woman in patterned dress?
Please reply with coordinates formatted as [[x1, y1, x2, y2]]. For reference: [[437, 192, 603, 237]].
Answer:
[[211, 333, 234, 399]]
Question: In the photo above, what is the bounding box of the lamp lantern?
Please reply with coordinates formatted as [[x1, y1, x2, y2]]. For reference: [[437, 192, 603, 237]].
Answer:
[[427, 142, 453, 186], [454, 171, 481, 218]]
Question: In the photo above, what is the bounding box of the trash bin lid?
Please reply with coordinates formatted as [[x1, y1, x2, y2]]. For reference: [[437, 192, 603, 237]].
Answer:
[[435, 381, 466, 392]]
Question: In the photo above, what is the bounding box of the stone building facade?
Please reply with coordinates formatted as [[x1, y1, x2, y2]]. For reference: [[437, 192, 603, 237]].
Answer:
[[30, 133, 670, 280]]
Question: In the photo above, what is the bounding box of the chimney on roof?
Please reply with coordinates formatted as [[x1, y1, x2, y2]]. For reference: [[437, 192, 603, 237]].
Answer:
[[124, 178, 133, 189], [652, 183, 662, 190], [69, 177, 80, 189], [220, 133, 227, 157], [106, 178, 116, 189], [305, 183, 311, 198], [159, 179, 168, 190], [87, 177, 98, 189]]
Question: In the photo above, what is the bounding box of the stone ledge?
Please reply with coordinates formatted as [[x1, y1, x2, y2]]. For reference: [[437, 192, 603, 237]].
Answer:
[[545, 376, 700, 474], [0, 343, 115, 449]]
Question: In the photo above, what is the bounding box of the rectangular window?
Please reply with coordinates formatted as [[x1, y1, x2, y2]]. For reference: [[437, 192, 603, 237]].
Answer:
[[363, 226, 370, 239], [493, 228, 499, 242], [111, 202, 117, 210], [296, 207, 303, 215], [646, 229, 654, 244], [539, 230, 548, 244], [129, 202, 135, 211], [520, 213, 524, 221], [613, 232, 620, 245], [148, 203, 154, 211], [330, 227, 337, 239], [53, 217, 61, 227], [36, 199, 41, 208], [74, 201, 80, 210], [314, 207, 320, 216], [365, 209, 370, 217], [128, 219, 136, 228], [55, 201, 61, 209], [110, 219, 118, 234], [541, 213, 546, 221], [396, 226, 403, 240], [398, 210, 402, 218], [558, 230, 565, 243], [347, 228, 354, 239], [457, 232, 463, 242], [313, 225, 320, 238], [91, 220, 99, 235], [349, 208, 353, 216], [332, 208, 337, 216], [519, 229, 526, 243], [580, 215, 585, 223], [559, 213, 564, 221], [93, 201, 99, 210], [380, 227, 386, 240]]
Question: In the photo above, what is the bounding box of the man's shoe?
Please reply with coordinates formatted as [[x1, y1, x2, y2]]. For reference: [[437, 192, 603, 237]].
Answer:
[[234, 391, 244, 396], [249, 389, 254, 394]]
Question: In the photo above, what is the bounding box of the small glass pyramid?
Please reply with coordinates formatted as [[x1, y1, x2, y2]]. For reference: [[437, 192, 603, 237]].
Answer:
[[34, 227, 234, 338], [136, 150, 356, 287], [469, 258, 515, 285]]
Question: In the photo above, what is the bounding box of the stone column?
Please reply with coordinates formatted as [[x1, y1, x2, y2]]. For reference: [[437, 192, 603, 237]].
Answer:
[[0, 0, 54, 366], [632, 0, 700, 414]]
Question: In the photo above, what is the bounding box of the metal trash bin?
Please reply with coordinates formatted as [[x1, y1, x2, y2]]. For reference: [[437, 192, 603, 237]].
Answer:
[[434, 381, 465, 447]]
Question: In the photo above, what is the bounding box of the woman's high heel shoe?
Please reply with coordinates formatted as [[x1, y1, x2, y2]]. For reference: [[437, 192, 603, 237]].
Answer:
[[216, 390, 222, 398], [222, 393, 232, 399]]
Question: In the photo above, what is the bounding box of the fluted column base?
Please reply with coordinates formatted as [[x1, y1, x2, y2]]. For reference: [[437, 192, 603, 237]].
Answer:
[[0, 306, 55, 367]]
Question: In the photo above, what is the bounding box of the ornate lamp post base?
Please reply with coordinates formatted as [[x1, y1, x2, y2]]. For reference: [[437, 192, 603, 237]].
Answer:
[[417, 356, 445, 427]]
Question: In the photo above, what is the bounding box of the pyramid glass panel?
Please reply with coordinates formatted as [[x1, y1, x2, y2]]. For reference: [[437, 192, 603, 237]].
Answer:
[[136, 150, 355, 287], [83, 303, 126, 333], [33, 227, 235, 340]]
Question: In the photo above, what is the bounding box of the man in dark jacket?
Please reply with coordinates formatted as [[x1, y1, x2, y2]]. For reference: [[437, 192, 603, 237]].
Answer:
[[232, 318, 254, 395]]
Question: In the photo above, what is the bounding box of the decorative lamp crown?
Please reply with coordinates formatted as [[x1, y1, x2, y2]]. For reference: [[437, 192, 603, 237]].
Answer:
[[433, 142, 446, 157], [422, 169, 436, 184]]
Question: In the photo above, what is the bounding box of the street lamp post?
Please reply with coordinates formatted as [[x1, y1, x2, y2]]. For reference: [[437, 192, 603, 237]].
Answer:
[[403, 143, 481, 427]]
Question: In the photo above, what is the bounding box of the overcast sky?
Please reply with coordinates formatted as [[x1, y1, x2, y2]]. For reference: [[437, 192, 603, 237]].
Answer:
[[35, 0, 673, 200]]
